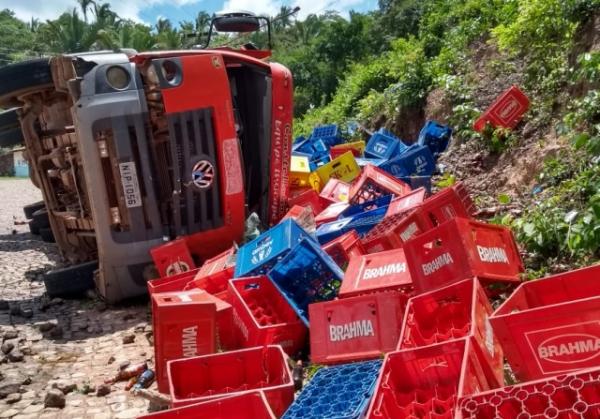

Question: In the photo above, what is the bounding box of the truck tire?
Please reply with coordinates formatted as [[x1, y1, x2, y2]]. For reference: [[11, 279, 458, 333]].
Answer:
[[0, 107, 20, 128], [28, 220, 40, 235], [0, 59, 53, 107], [0, 108, 24, 148], [29, 208, 50, 235], [23, 200, 45, 219], [43, 261, 98, 298], [39, 227, 55, 243], [0, 127, 24, 148]]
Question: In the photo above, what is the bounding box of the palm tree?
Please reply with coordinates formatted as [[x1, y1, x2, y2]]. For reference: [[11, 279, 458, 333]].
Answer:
[[77, 0, 95, 23], [44, 9, 96, 52], [92, 3, 119, 28], [273, 6, 293, 32], [28, 18, 40, 32], [155, 18, 172, 34]]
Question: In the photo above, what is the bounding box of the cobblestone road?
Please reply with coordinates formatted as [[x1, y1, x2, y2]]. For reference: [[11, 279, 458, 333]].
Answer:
[[0, 178, 153, 418]]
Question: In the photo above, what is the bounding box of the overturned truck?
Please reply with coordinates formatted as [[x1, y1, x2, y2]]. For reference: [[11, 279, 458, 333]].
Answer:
[[0, 13, 292, 303]]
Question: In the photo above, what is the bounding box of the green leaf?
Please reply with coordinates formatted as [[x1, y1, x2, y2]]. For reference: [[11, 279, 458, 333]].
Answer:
[[523, 223, 536, 237], [497, 193, 511, 205], [572, 132, 590, 149]]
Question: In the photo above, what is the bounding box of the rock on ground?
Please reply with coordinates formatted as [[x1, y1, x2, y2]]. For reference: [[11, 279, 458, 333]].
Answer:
[[0, 179, 152, 417]]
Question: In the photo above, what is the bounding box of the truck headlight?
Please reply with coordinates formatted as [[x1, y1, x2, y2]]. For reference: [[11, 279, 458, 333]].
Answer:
[[106, 66, 130, 90]]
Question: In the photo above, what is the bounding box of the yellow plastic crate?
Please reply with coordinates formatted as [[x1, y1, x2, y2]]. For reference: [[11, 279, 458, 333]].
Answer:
[[309, 151, 361, 192], [290, 155, 311, 189], [329, 140, 366, 157]]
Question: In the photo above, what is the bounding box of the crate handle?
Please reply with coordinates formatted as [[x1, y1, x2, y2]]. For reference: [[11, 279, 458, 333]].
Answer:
[[244, 282, 260, 290], [331, 161, 342, 169]]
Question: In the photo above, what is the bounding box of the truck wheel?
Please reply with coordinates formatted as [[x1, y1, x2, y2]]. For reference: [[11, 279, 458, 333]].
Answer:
[[23, 200, 45, 219], [29, 208, 50, 235], [0, 127, 24, 148], [43, 261, 98, 298], [0, 108, 24, 148], [39, 227, 55, 243], [0, 59, 53, 107], [28, 220, 40, 235]]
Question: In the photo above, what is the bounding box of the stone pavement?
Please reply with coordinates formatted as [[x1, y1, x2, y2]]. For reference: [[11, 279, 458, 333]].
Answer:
[[0, 179, 154, 418]]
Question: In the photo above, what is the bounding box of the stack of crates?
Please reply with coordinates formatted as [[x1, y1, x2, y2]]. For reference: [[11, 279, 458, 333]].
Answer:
[[146, 118, 600, 419]]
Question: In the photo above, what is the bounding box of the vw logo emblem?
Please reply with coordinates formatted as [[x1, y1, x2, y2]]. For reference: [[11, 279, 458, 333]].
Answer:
[[192, 160, 215, 189]]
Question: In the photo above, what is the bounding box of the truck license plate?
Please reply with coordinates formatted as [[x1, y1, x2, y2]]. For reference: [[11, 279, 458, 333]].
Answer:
[[119, 162, 142, 208]]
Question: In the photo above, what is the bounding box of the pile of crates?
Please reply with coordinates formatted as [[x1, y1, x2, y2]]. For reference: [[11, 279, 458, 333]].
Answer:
[[141, 122, 600, 419]]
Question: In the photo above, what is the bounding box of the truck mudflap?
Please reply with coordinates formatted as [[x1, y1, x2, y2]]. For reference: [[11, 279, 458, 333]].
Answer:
[[267, 63, 293, 226], [156, 54, 246, 260]]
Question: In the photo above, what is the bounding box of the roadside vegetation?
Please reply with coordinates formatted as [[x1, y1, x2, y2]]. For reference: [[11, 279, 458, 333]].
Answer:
[[1, 0, 599, 275]]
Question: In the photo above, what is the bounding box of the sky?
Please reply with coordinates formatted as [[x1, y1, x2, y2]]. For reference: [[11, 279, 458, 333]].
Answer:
[[0, 0, 379, 26]]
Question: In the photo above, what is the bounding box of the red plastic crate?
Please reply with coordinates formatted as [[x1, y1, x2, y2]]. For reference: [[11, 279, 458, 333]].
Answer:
[[399, 278, 504, 386], [489, 264, 600, 382], [184, 266, 234, 302], [314, 202, 349, 226], [167, 345, 294, 417], [362, 208, 433, 254], [321, 230, 366, 269], [349, 164, 411, 205], [362, 183, 476, 254], [473, 85, 530, 132], [151, 238, 196, 278], [288, 188, 325, 216], [138, 392, 276, 419], [309, 291, 408, 364], [197, 247, 236, 278], [329, 143, 364, 159], [173, 289, 235, 351], [319, 178, 350, 205], [385, 187, 427, 217], [340, 248, 413, 298], [404, 218, 523, 294], [281, 205, 316, 234], [228, 276, 307, 355], [458, 367, 600, 419], [147, 267, 202, 296], [367, 339, 496, 418], [152, 290, 217, 393], [420, 182, 475, 222]]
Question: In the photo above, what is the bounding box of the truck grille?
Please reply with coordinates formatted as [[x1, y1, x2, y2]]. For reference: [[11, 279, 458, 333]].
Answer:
[[166, 108, 223, 236]]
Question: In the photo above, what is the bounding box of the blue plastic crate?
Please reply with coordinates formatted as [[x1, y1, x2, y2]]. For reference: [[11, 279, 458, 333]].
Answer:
[[282, 360, 383, 419], [312, 124, 338, 140], [316, 206, 387, 244], [365, 132, 407, 160], [418, 120, 453, 156], [344, 206, 387, 237], [381, 144, 435, 177], [377, 127, 400, 140], [235, 219, 314, 278], [340, 194, 393, 218], [294, 137, 316, 155], [309, 154, 331, 171], [292, 136, 308, 152], [315, 218, 353, 244], [268, 238, 343, 326], [312, 138, 330, 155], [354, 157, 386, 168], [292, 150, 313, 159]]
